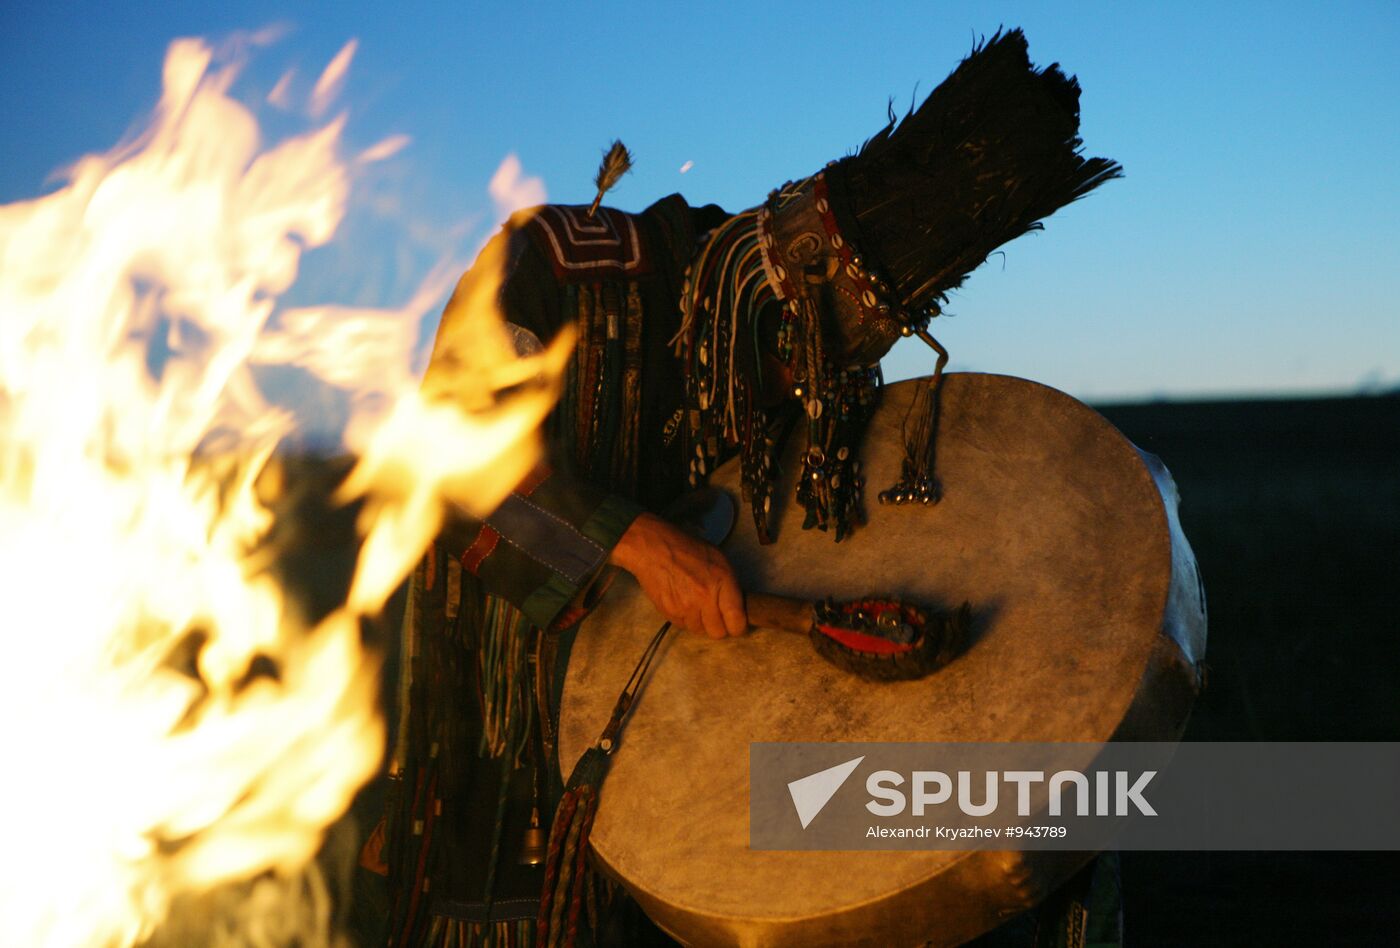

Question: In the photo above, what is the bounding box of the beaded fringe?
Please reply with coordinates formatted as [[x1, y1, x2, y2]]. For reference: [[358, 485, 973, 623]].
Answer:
[[422, 915, 535, 948], [476, 596, 533, 761], [562, 282, 644, 497]]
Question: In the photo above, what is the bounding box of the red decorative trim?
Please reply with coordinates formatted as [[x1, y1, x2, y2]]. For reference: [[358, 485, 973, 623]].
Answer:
[[815, 598, 924, 655], [756, 207, 800, 302], [811, 174, 884, 327], [515, 463, 552, 498], [460, 524, 500, 575], [814, 623, 916, 656], [548, 570, 618, 632]]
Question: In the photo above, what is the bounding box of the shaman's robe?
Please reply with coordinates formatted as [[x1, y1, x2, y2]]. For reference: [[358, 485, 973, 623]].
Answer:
[[379, 196, 730, 947]]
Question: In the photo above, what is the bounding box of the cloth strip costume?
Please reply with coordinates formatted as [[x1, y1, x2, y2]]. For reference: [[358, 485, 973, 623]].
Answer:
[[369, 29, 1122, 948]]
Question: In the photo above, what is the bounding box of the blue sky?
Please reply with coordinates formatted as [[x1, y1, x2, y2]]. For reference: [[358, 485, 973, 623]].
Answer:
[[3, 1, 1397, 402]]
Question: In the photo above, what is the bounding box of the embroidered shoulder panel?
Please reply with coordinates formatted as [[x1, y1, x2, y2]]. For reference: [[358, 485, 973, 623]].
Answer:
[[523, 205, 654, 282]]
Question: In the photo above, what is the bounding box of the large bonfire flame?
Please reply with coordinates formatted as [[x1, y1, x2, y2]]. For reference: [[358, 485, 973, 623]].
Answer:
[[0, 34, 567, 947]]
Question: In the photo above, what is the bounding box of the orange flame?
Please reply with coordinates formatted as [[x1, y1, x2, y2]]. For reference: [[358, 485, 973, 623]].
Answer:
[[0, 35, 565, 946]]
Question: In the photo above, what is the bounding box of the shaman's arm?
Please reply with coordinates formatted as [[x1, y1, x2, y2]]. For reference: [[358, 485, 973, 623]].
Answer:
[[427, 221, 744, 637]]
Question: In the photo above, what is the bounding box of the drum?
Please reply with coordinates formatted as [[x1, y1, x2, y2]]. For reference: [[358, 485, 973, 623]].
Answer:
[[558, 373, 1206, 947]]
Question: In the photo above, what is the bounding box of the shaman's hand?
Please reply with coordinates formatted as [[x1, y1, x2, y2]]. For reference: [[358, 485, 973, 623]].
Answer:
[[609, 513, 747, 639]]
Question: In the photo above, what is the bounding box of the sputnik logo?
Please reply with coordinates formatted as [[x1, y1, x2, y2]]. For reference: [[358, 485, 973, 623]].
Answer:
[[787, 756, 865, 829]]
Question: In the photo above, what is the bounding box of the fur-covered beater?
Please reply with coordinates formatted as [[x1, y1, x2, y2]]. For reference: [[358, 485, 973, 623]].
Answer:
[[808, 598, 970, 682]]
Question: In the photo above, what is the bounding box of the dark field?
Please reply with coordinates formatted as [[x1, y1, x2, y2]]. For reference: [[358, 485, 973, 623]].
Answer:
[[281, 392, 1400, 946], [1096, 393, 1400, 946]]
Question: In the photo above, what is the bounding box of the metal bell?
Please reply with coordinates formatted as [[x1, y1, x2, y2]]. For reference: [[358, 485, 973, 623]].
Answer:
[[518, 807, 547, 866]]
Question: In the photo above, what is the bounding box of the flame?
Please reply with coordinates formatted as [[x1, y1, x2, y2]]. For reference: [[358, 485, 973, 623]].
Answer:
[[488, 153, 548, 217], [267, 69, 297, 110], [0, 34, 566, 947], [309, 40, 357, 119]]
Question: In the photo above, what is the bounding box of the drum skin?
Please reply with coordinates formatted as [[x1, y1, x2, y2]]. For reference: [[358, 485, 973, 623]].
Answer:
[[559, 374, 1207, 947]]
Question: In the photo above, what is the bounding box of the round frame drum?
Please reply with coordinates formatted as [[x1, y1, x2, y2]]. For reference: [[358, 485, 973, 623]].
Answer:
[[560, 374, 1206, 947]]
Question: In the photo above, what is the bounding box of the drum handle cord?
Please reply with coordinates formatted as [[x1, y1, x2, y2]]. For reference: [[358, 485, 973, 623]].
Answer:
[[597, 621, 673, 755]]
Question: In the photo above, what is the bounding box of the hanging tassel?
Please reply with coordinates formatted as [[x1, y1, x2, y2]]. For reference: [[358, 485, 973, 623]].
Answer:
[[535, 623, 671, 948], [880, 328, 947, 506], [477, 598, 533, 759], [536, 761, 602, 948]]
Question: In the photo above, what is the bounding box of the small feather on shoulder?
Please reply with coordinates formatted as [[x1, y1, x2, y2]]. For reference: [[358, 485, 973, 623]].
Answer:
[[587, 140, 633, 217]]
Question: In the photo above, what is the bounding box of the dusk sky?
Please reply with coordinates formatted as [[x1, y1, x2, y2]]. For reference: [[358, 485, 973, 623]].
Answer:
[[3, 1, 1397, 402]]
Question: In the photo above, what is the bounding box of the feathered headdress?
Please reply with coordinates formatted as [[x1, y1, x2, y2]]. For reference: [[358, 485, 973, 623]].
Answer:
[[750, 27, 1120, 518], [824, 27, 1122, 336], [686, 28, 1122, 541]]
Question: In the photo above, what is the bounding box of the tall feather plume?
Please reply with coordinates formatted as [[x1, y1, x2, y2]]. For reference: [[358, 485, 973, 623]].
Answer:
[[825, 28, 1122, 314], [587, 139, 633, 217]]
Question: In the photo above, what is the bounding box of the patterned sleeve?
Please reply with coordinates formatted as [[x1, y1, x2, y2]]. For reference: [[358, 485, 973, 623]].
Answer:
[[442, 463, 641, 630]]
